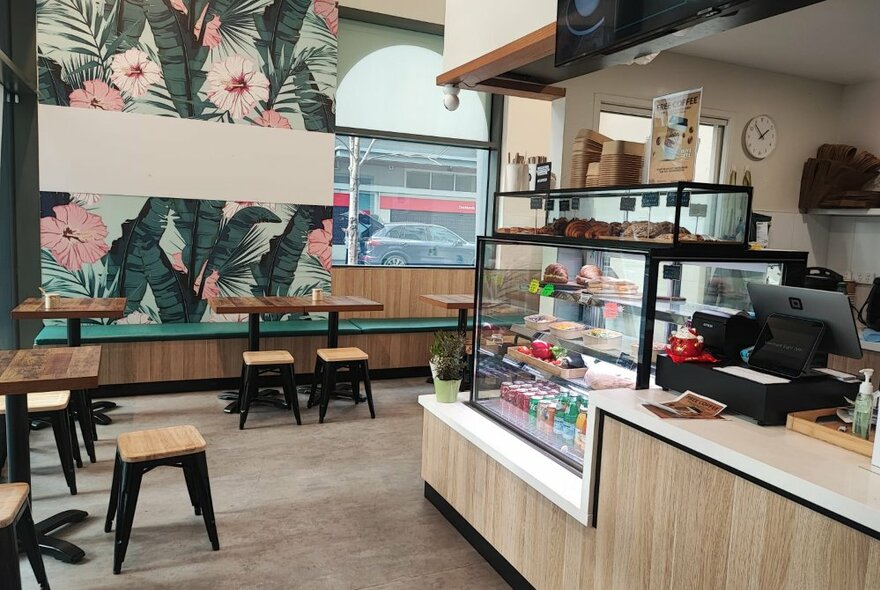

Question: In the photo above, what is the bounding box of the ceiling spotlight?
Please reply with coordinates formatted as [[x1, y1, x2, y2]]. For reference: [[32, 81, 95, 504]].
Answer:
[[443, 84, 460, 112]]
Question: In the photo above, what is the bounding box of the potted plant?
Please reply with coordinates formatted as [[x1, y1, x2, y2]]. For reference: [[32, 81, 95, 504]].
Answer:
[[429, 331, 466, 403]]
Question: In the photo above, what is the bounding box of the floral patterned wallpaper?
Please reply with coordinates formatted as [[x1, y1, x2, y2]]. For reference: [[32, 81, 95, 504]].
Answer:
[[37, 0, 337, 132], [40, 193, 333, 324]]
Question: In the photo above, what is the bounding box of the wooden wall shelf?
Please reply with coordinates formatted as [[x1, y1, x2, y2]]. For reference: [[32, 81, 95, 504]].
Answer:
[[436, 23, 564, 101]]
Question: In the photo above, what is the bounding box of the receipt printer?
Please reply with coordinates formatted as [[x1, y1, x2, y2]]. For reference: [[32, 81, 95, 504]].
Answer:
[[692, 310, 759, 360]]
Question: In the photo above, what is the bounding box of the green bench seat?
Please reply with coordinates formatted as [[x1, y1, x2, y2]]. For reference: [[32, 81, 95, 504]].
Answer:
[[32, 316, 479, 346], [33, 320, 361, 346], [349, 317, 474, 334]]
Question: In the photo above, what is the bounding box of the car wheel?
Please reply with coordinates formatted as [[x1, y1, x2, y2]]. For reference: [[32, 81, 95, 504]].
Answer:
[[382, 253, 408, 266]]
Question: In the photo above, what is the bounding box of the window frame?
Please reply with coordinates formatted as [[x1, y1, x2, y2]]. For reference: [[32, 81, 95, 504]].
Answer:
[[332, 124, 497, 269], [593, 95, 730, 184]]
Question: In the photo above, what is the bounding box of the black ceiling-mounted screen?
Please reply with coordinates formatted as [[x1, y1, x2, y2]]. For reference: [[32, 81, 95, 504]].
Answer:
[[555, 0, 741, 67]]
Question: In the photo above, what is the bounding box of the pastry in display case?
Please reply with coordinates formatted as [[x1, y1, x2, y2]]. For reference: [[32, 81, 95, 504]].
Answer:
[[494, 182, 751, 247], [470, 223, 808, 471]]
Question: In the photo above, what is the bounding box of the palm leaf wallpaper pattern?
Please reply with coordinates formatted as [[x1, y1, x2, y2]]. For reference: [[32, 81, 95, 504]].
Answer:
[[40, 192, 332, 324], [37, 0, 337, 131]]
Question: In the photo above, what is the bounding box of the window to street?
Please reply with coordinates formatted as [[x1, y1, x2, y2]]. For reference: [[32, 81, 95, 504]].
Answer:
[[598, 105, 727, 183], [333, 18, 493, 267], [333, 135, 487, 266]]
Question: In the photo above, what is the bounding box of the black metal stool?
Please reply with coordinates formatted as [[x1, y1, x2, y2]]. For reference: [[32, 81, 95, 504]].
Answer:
[[0, 483, 49, 590], [240, 351, 301, 430], [105, 425, 219, 575], [310, 347, 375, 423], [0, 392, 78, 495]]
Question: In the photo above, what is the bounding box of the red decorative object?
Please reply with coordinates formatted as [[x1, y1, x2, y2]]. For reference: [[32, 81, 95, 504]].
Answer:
[[667, 327, 704, 358]]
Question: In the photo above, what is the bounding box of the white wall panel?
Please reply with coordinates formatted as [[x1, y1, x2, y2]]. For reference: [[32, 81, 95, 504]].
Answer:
[[39, 105, 334, 205], [442, 0, 555, 72]]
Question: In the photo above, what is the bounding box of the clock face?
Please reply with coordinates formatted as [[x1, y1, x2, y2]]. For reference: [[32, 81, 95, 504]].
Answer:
[[743, 115, 777, 160]]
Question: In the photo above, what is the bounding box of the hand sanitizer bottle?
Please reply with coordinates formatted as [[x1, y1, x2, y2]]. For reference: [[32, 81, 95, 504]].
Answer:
[[853, 369, 875, 439]]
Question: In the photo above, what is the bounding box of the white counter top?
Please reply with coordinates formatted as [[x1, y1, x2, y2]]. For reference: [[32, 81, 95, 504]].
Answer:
[[588, 388, 880, 534], [421, 388, 880, 534], [861, 338, 880, 354]]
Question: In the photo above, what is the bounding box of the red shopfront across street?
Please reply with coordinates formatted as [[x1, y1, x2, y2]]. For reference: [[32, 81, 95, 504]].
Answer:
[[332, 192, 477, 242]]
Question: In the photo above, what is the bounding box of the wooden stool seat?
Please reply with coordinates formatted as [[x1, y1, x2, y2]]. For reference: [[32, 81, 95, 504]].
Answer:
[[107, 426, 218, 574], [243, 350, 294, 366], [0, 392, 78, 496], [238, 351, 301, 429], [317, 347, 368, 363], [0, 391, 70, 414], [118, 425, 206, 464], [0, 483, 28, 528], [310, 349, 375, 423], [0, 483, 49, 588]]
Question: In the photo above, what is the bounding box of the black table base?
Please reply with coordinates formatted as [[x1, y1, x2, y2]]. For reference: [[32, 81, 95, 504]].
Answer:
[[35, 510, 87, 563], [90, 400, 117, 426], [6, 395, 87, 563]]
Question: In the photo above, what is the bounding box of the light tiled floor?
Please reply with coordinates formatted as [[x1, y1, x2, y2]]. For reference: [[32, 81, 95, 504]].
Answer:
[[15, 379, 507, 589]]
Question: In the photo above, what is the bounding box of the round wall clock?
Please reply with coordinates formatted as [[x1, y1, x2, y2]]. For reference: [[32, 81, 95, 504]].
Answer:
[[742, 115, 777, 160]]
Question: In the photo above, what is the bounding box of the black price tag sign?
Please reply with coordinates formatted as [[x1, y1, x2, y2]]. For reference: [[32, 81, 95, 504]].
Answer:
[[529, 197, 543, 210], [641, 192, 659, 208], [545, 198, 555, 212], [663, 264, 682, 280], [619, 197, 636, 212], [571, 197, 580, 210], [666, 191, 691, 207], [559, 199, 570, 212], [689, 203, 708, 218]]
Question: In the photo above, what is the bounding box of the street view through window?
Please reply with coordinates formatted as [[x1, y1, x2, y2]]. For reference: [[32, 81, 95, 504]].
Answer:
[[333, 135, 488, 266]]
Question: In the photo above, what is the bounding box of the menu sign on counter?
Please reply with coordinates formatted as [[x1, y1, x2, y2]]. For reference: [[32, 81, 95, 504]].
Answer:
[[649, 88, 702, 182], [535, 162, 552, 190]]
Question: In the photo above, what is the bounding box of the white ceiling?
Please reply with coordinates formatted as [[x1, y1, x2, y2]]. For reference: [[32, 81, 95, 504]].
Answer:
[[672, 0, 880, 86]]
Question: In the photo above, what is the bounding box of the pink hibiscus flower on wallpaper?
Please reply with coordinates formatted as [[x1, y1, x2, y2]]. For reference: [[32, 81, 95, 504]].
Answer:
[[110, 48, 162, 97], [69, 80, 124, 111], [206, 56, 270, 120], [307, 219, 333, 271], [314, 0, 338, 36], [171, 252, 188, 274], [41, 204, 110, 271], [70, 193, 102, 206], [170, 0, 222, 48], [194, 9, 223, 48], [254, 109, 292, 129], [195, 269, 221, 299]]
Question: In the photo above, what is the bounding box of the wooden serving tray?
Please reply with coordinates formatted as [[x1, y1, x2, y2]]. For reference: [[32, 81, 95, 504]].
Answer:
[[786, 408, 874, 457], [507, 348, 588, 380]]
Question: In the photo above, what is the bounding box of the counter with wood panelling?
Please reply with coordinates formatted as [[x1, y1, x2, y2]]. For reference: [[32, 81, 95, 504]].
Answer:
[[420, 388, 880, 589]]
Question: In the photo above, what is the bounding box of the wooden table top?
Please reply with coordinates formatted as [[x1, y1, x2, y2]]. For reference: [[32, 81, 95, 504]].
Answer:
[[0, 346, 102, 395], [208, 296, 308, 315], [420, 294, 475, 310], [11, 297, 127, 320], [297, 295, 384, 313]]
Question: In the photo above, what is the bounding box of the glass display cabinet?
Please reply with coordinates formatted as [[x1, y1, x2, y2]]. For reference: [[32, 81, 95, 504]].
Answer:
[[494, 182, 752, 248], [471, 195, 808, 470]]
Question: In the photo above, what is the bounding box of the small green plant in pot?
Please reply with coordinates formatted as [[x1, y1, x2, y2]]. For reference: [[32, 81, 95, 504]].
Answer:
[[430, 331, 466, 403]]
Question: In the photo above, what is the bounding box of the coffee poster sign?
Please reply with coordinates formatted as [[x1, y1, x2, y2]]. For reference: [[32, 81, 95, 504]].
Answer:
[[649, 88, 703, 182]]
